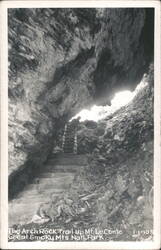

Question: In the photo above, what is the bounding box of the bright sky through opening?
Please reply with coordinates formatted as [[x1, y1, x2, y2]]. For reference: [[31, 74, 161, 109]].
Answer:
[[71, 78, 148, 122]]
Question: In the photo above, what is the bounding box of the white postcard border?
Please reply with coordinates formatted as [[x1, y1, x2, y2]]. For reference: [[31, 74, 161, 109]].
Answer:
[[0, 1, 160, 249]]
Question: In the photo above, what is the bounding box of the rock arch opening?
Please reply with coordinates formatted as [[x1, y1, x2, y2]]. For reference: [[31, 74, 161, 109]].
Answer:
[[70, 77, 148, 122]]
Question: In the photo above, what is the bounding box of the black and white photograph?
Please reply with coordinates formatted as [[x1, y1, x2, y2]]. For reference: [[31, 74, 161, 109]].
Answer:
[[0, 0, 161, 249]]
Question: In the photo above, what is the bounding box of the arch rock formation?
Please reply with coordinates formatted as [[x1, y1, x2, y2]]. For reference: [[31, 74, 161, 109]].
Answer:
[[8, 8, 154, 198]]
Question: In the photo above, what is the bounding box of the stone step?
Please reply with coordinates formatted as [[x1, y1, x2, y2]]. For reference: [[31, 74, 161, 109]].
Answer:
[[14, 190, 64, 207], [44, 168, 77, 173], [63, 146, 74, 150], [65, 135, 74, 138], [64, 135, 74, 137], [12, 196, 49, 204], [37, 182, 72, 190], [38, 172, 75, 178], [13, 191, 64, 203], [63, 135, 75, 137], [64, 137, 75, 140], [66, 127, 75, 130], [63, 133, 74, 135], [9, 202, 40, 214], [64, 137, 75, 139], [15, 188, 40, 198], [23, 182, 72, 191], [22, 183, 39, 191], [37, 176, 75, 185], [44, 164, 80, 172], [63, 135, 74, 137], [50, 153, 84, 158], [19, 182, 67, 193], [63, 146, 74, 149], [63, 151, 74, 154], [37, 188, 65, 195], [63, 143, 74, 145], [63, 149, 74, 152], [48, 157, 87, 165], [47, 159, 86, 166], [17, 188, 50, 197], [63, 146, 75, 148]]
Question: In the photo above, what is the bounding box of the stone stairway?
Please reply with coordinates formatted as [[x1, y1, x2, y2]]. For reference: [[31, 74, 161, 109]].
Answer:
[[9, 153, 87, 227], [62, 121, 78, 154]]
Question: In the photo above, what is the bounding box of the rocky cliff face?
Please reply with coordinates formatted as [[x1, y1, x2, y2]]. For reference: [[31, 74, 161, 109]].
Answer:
[[8, 8, 154, 196], [68, 66, 154, 239]]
